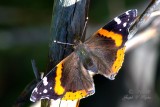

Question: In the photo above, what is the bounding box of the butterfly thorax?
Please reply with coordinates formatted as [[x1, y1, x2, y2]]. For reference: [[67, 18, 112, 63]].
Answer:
[[75, 43, 91, 58], [75, 44, 98, 74]]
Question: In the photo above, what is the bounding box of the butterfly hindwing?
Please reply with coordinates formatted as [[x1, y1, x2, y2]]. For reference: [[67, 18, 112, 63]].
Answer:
[[30, 52, 95, 102], [84, 9, 137, 79]]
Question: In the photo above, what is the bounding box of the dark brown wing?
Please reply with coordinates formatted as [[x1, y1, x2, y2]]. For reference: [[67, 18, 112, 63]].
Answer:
[[61, 52, 94, 100], [84, 9, 137, 79], [30, 52, 94, 102]]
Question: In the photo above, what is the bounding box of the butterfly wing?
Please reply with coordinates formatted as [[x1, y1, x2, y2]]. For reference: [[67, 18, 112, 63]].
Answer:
[[30, 52, 94, 102], [84, 9, 137, 79]]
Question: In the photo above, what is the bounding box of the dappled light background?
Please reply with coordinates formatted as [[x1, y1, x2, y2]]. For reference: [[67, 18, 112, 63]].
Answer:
[[0, 0, 159, 107]]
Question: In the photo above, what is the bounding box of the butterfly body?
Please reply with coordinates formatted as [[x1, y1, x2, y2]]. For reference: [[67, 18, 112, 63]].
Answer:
[[30, 9, 137, 102]]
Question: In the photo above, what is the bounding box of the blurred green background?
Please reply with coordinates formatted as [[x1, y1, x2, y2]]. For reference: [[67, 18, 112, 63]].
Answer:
[[0, 0, 159, 107]]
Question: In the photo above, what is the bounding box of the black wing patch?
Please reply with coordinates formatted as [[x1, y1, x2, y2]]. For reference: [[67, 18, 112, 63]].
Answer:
[[103, 9, 137, 41], [30, 67, 63, 102]]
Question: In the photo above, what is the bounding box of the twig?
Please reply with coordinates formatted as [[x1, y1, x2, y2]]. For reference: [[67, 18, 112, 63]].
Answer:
[[129, 0, 160, 39], [42, 0, 90, 107], [126, 10, 160, 51], [126, 27, 157, 51]]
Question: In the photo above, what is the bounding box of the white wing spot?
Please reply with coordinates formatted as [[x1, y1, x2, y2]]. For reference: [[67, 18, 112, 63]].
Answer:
[[50, 87, 52, 90], [43, 89, 48, 93], [114, 17, 121, 24], [43, 77, 48, 86], [125, 11, 129, 15], [123, 22, 127, 27], [39, 92, 42, 94], [34, 88, 38, 92], [45, 97, 50, 99], [119, 29, 122, 31], [30, 96, 36, 102], [127, 18, 129, 21]]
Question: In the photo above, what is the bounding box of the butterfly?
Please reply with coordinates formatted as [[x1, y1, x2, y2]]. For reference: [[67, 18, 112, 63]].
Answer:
[[30, 9, 137, 102]]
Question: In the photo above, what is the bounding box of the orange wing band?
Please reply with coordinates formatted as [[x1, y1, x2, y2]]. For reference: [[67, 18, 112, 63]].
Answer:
[[98, 29, 123, 47], [111, 47, 125, 73], [54, 61, 65, 95], [62, 90, 87, 100]]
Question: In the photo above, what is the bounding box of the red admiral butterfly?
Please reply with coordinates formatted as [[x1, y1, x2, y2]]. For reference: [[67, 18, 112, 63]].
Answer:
[[30, 9, 137, 102]]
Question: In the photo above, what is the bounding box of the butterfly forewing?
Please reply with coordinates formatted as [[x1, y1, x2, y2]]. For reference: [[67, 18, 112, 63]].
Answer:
[[30, 53, 95, 102], [84, 9, 137, 79], [30, 67, 61, 102]]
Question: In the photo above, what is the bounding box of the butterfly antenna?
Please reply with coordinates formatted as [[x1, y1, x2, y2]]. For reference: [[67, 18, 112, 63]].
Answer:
[[53, 40, 74, 46], [80, 17, 88, 41]]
